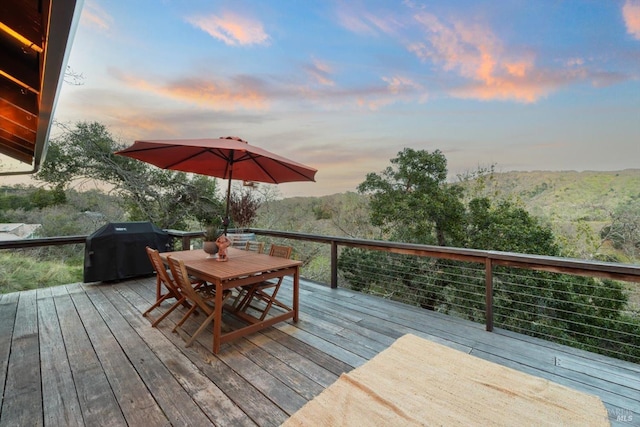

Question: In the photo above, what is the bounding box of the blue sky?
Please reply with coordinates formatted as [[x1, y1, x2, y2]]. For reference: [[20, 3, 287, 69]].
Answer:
[[11, 0, 640, 197]]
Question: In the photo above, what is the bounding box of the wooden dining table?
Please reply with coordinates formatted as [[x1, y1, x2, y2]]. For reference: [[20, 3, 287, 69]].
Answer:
[[160, 247, 302, 353]]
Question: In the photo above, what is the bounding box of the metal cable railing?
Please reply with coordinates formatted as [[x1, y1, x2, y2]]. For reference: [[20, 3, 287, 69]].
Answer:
[[246, 229, 640, 364]]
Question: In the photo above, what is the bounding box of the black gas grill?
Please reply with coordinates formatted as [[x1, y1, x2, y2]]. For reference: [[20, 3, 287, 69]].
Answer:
[[83, 222, 170, 282]]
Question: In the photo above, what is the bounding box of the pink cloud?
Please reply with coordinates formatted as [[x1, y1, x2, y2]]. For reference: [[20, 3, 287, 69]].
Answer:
[[336, 10, 377, 36], [354, 76, 426, 110], [111, 69, 269, 110], [451, 77, 558, 103], [110, 65, 418, 114], [409, 12, 560, 103], [334, 4, 600, 103], [335, 2, 401, 36], [304, 59, 335, 86], [623, 0, 640, 39], [113, 114, 177, 137], [382, 75, 422, 94], [186, 12, 269, 46], [81, 2, 113, 32]]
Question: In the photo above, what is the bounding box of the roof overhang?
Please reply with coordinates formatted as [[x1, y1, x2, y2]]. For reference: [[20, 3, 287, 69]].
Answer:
[[0, 0, 83, 175]]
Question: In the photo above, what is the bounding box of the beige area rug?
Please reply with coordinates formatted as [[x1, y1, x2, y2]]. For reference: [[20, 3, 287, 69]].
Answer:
[[282, 334, 609, 427]]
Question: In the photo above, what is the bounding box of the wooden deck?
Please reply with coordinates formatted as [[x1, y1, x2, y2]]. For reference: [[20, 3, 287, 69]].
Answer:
[[1, 276, 638, 426]]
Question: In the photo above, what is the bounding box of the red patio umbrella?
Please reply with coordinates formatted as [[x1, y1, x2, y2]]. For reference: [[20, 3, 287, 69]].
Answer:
[[115, 136, 317, 233]]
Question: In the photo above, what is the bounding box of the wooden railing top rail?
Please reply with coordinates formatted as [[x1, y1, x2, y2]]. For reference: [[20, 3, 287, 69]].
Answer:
[[246, 228, 640, 283], [1, 228, 639, 283], [0, 235, 87, 249]]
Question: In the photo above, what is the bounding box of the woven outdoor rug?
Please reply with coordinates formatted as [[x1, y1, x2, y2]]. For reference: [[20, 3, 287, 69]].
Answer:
[[282, 334, 609, 426]]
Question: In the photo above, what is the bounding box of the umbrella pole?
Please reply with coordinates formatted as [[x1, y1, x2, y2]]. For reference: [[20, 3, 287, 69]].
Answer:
[[223, 154, 234, 235], [223, 177, 232, 235]]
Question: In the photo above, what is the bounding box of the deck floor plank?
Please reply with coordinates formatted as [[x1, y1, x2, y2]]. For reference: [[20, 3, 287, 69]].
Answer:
[[116, 279, 291, 426], [0, 292, 18, 421], [230, 337, 324, 404], [273, 322, 368, 367], [36, 287, 84, 427], [68, 285, 169, 426], [1, 290, 43, 427], [173, 331, 291, 426], [215, 340, 308, 417], [0, 276, 638, 427], [54, 288, 127, 426], [108, 282, 260, 427], [87, 285, 215, 427], [236, 335, 330, 399], [261, 327, 354, 376]]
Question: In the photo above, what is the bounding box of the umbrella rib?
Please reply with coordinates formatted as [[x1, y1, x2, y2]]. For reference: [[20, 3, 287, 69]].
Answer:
[[163, 151, 202, 170], [241, 152, 278, 183], [274, 161, 317, 182], [118, 144, 211, 170], [163, 147, 233, 174], [237, 152, 315, 183]]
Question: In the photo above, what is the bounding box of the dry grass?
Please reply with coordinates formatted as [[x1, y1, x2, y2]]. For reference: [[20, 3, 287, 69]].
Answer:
[[0, 251, 82, 293]]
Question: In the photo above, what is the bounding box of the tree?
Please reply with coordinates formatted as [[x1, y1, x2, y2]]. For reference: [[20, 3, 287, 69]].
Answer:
[[357, 148, 465, 246], [228, 185, 263, 230], [347, 148, 466, 310], [456, 163, 498, 204], [600, 198, 640, 262], [465, 198, 559, 254], [328, 192, 379, 239], [35, 121, 224, 230], [1, 186, 32, 214], [29, 187, 66, 208]]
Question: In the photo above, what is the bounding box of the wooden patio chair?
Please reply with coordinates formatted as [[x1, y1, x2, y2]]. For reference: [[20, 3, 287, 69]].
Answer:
[[143, 246, 201, 327], [244, 240, 264, 253], [229, 240, 266, 308], [236, 244, 293, 320], [228, 232, 257, 249], [167, 256, 231, 348]]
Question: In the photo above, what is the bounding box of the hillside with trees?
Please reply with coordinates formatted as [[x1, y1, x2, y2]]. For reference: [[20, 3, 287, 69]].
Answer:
[[470, 169, 639, 236], [257, 168, 640, 262], [478, 169, 639, 222]]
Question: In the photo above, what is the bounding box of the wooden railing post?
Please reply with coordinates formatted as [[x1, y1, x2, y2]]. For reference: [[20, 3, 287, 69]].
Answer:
[[485, 257, 494, 332], [331, 241, 338, 289], [182, 235, 191, 250], [164, 229, 204, 251]]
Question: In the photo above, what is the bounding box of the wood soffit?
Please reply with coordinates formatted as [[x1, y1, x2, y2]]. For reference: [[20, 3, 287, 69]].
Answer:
[[0, 0, 81, 171]]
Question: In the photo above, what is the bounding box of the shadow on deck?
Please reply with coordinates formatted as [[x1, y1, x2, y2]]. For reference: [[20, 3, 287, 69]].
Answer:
[[0, 277, 638, 426]]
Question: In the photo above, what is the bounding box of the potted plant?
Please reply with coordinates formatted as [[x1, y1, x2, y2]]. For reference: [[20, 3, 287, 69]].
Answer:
[[202, 222, 222, 258]]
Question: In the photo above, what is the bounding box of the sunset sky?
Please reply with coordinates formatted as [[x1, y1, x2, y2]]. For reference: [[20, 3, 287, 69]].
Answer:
[[5, 0, 640, 197]]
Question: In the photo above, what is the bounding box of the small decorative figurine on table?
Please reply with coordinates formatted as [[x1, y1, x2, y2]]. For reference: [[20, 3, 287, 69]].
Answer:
[[215, 235, 231, 261]]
